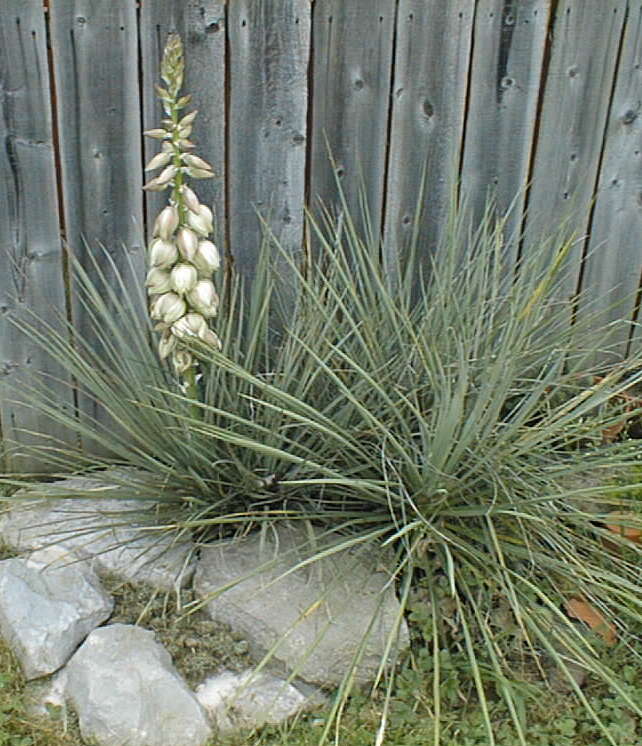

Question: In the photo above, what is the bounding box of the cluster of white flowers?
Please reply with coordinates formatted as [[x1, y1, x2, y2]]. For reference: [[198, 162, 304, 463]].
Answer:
[[143, 33, 221, 375]]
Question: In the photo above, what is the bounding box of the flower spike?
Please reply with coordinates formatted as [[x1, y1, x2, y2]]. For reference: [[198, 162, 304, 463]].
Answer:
[[143, 33, 221, 390]]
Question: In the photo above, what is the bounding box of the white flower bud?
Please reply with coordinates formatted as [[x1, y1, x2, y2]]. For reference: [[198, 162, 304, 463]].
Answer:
[[178, 139, 195, 151], [153, 206, 179, 240], [158, 331, 177, 360], [200, 328, 222, 350], [144, 151, 172, 172], [178, 125, 193, 139], [161, 141, 173, 153], [143, 128, 169, 139], [170, 263, 198, 295], [154, 292, 186, 324], [187, 280, 219, 317], [183, 154, 214, 172], [179, 185, 200, 212], [172, 349, 193, 374], [155, 84, 170, 99], [179, 110, 198, 128], [149, 295, 163, 319], [142, 176, 170, 192], [155, 164, 178, 185], [191, 205, 213, 236], [145, 268, 173, 296], [197, 203, 213, 223], [187, 209, 211, 236], [193, 240, 221, 274], [185, 166, 214, 180], [148, 238, 178, 269], [171, 312, 207, 339], [176, 227, 199, 262]]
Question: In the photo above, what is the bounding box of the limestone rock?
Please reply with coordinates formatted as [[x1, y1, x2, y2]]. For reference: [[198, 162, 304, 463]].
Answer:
[[65, 623, 211, 746], [193, 523, 409, 687], [0, 547, 113, 679], [196, 668, 322, 732], [1, 469, 194, 590]]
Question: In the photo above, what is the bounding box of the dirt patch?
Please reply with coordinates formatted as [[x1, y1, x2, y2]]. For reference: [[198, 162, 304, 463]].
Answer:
[[102, 573, 252, 687]]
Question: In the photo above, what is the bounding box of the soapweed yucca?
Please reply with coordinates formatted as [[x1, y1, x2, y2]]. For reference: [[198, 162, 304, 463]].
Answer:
[[9, 185, 642, 744], [178, 193, 642, 745], [5, 34, 642, 745]]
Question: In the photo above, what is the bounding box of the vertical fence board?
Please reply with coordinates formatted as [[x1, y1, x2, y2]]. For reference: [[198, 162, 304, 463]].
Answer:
[[579, 6, 642, 362], [309, 0, 396, 243], [49, 0, 144, 263], [384, 0, 474, 275], [460, 0, 551, 254], [227, 0, 311, 290], [49, 0, 144, 440], [140, 1, 226, 255], [524, 0, 627, 298], [0, 1, 74, 472]]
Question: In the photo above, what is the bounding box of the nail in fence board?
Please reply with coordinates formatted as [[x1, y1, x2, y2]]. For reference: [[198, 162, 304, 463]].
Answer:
[[460, 0, 552, 258], [524, 0, 627, 301], [140, 1, 226, 256], [309, 0, 396, 244], [227, 0, 311, 296], [579, 6, 642, 362], [49, 0, 145, 444], [384, 0, 474, 277], [0, 1, 75, 472]]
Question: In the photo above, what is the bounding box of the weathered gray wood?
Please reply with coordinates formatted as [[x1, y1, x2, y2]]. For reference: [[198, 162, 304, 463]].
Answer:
[[384, 0, 474, 277], [309, 0, 396, 245], [49, 0, 144, 444], [460, 0, 552, 258], [140, 1, 226, 255], [7, 0, 642, 472], [524, 0, 627, 300], [49, 1, 144, 264], [579, 5, 642, 362], [227, 0, 311, 291], [0, 1, 75, 472]]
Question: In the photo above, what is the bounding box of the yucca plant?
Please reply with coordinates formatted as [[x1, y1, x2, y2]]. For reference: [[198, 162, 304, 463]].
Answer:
[[7, 183, 642, 744], [187, 198, 642, 745], [4, 35, 642, 746]]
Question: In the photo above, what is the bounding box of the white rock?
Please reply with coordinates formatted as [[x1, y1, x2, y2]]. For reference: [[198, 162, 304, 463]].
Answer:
[[65, 624, 212, 746], [0, 547, 113, 679], [193, 523, 409, 687], [1, 470, 195, 590], [196, 668, 319, 732]]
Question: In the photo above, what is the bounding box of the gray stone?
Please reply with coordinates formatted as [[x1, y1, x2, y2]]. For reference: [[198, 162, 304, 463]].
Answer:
[[193, 523, 409, 687], [195, 668, 322, 732], [0, 546, 113, 679], [65, 623, 212, 746], [1, 470, 195, 590]]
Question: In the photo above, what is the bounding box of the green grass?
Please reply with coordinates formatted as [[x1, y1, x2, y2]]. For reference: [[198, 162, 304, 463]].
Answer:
[[0, 599, 641, 746], [0, 636, 79, 746]]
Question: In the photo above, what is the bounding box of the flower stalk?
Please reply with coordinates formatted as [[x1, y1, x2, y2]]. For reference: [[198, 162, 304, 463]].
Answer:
[[143, 33, 221, 407]]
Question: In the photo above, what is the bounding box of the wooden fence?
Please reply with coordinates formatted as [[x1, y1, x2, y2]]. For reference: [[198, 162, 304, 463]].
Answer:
[[2, 0, 642, 471]]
